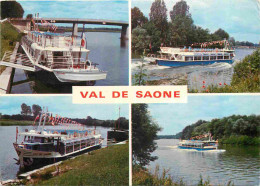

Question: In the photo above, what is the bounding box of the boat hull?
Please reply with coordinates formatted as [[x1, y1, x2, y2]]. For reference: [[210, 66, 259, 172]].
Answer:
[[53, 70, 107, 83], [14, 143, 102, 168], [156, 59, 233, 67], [178, 146, 217, 151]]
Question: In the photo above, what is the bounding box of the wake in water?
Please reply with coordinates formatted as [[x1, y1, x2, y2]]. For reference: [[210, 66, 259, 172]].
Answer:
[[166, 145, 226, 153], [131, 59, 237, 91]]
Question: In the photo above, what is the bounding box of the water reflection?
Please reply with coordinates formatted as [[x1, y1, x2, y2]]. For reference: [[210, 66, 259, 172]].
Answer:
[[148, 139, 259, 185]]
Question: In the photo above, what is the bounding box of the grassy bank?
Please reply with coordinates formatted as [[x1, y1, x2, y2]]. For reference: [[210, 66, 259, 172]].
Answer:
[[219, 135, 260, 145], [198, 49, 260, 93], [25, 143, 129, 185], [0, 119, 55, 126], [0, 119, 33, 126], [0, 21, 24, 73], [133, 165, 181, 186], [133, 165, 229, 186]]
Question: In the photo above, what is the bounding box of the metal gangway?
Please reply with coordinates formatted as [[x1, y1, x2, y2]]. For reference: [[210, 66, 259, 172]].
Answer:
[[0, 49, 36, 72]]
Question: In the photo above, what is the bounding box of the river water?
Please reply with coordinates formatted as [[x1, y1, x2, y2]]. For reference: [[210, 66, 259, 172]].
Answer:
[[11, 32, 129, 94], [0, 125, 111, 181], [132, 48, 256, 91], [148, 139, 259, 186]]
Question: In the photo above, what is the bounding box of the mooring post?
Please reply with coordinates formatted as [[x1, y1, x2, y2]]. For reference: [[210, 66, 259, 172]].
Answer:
[[72, 23, 78, 36]]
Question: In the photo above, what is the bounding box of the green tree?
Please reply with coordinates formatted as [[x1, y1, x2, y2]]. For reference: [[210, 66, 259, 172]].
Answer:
[[143, 22, 161, 52], [131, 7, 148, 30], [132, 104, 161, 166], [170, 0, 190, 20], [132, 27, 150, 54], [26, 14, 33, 19], [21, 103, 31, 115], [213, 28, 229, 40], [32, 104, 42, 117], [149, 0, 168, 43], [168, 0, 195, 46], [133, 57, 147, 85], [229, 37, 235, 46], [1, 1, 24, 19]]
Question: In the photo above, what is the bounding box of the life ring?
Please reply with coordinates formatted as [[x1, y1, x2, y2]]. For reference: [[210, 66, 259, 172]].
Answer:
[[74, 132, 77, 137], [85, 131, 88, 136], [54, 131, 59, 134]]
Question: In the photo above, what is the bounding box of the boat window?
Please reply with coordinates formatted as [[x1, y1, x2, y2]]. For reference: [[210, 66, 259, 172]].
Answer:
[[224, 55, 230, 59], [185, 56, 193, 61], [217, 55, 223, 60], [194, 56, 201, 61], [203, 56, 209, 60], [211, 56, 216, 60]]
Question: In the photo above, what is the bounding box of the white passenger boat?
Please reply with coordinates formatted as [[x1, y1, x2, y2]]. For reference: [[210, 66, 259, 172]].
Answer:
[[147, 40, 235, 67], [13, 108, 103, 168], [20, 31, 107, 83], [178, 140, 218, 151]]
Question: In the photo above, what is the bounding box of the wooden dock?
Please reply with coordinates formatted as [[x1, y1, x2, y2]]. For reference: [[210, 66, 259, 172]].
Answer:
[[0, 42, 19, 94]]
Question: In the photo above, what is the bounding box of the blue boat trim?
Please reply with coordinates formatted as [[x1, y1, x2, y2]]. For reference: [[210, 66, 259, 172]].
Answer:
[[156, 59, 233, 67], [178, 146, 216, 151]]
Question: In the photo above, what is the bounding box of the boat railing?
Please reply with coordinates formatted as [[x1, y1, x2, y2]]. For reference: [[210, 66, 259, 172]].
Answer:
[[28, 32, 83, 49]]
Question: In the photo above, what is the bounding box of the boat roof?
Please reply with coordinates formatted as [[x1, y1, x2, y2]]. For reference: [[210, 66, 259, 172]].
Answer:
[[19, 131, 62, 137], [30, 31, 70, 37], [31, 43, 90, 52]]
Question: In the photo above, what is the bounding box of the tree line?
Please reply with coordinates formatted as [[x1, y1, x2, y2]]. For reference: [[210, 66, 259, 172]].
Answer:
[[0, 103, 129, 129], [131, 0, 255, 54], [178, 114, 260, 144]]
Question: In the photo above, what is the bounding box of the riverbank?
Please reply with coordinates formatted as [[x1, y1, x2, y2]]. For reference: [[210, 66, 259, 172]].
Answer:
[[0, 21, 23, 74], [133, 165, 220, 186], [0, 119, 52, 126], [7, 143, 128, 185], [219, 135, 260, 145]]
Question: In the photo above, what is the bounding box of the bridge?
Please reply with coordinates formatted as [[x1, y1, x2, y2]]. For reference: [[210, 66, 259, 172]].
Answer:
[[10, 18, 129, 39]]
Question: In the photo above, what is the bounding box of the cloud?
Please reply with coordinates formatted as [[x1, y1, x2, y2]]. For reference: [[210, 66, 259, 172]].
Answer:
[[148, 95, 260, 135], [132, 0, 260, 43]]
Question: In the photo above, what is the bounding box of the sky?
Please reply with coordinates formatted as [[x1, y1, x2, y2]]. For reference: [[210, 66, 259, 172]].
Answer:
[[148, 95, 260, 135], [132, 0, 260, 43], [18, 0, 129, 28], [0, 96, 129, 120]]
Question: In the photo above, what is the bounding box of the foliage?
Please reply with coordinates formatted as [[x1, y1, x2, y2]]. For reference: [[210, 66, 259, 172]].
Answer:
[[133, 165, 183, 186], [1, 1, 24, 19], [132, 27, 151, 54], [133, 57, 147, 85], [143, 22, 161, 52], [170, 0, 191, 20], [28, 144, 129, 185], [32, 104, 42, 117], [21, 103, 32, 115], [132, 104, 161, 166], [219, 135, 260, 145], [204, 49, 260, 93], [26, 14, 33, 19], [213, 28, 229, 40], [149, 0, 168, 43], [131, 7, 148, 30], [0, 22, 23, 59], [131, 0, 233, 54], [180, 114, 260, 145]]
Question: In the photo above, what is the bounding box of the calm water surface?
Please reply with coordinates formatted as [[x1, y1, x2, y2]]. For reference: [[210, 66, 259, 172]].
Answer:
[[0, 125, 111, 181], [11, 32, 129, 94], [148, 139, 259, 186]]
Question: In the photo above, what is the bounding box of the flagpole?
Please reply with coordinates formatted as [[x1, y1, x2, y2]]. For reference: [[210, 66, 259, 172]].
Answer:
[[79, 24, 85, 63]]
